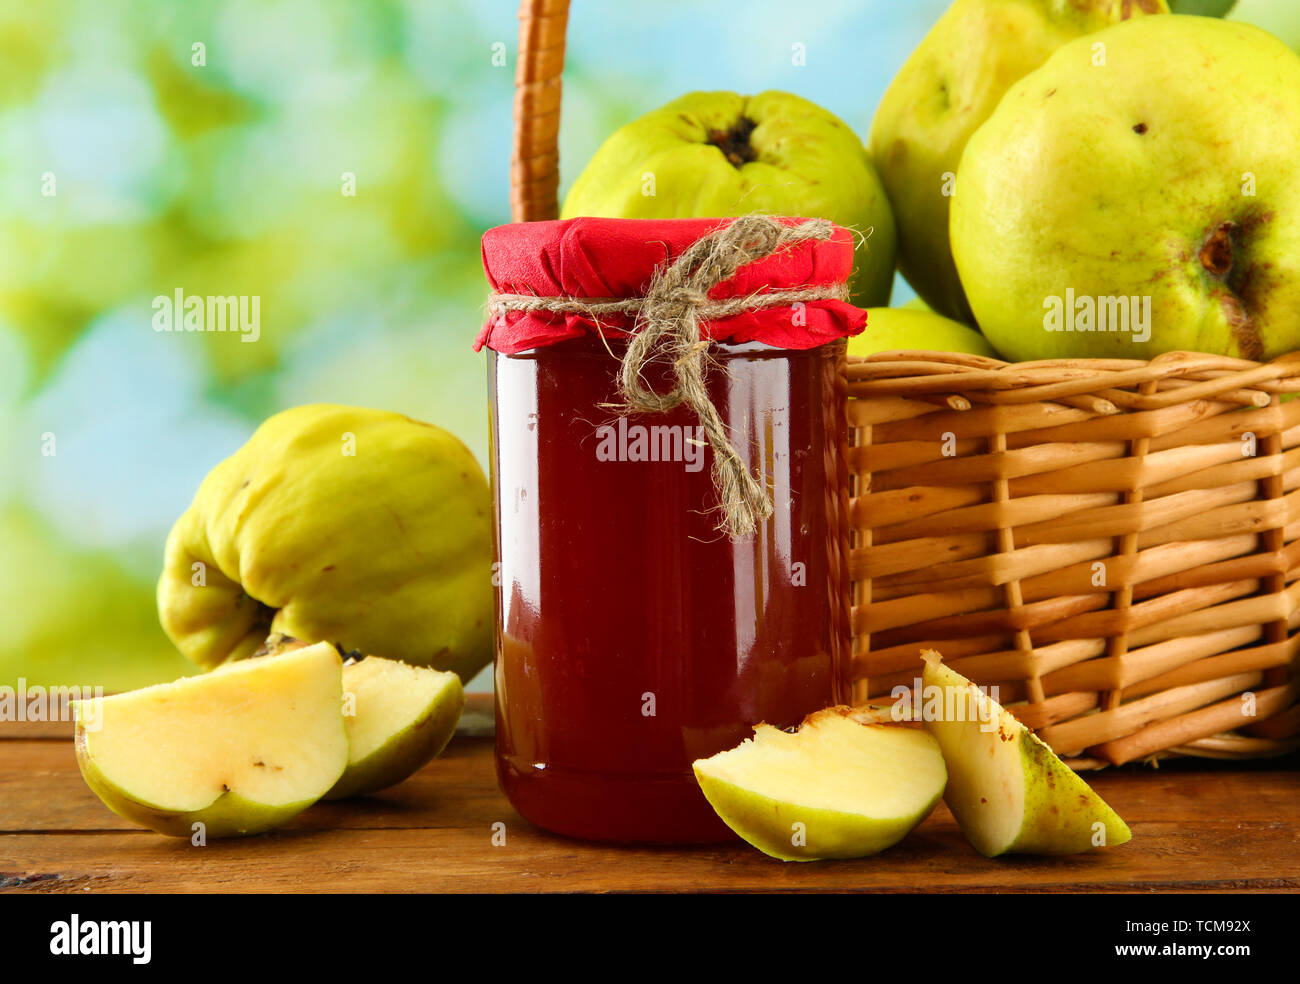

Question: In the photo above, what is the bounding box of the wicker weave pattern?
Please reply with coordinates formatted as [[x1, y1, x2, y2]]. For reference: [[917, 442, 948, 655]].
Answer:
[[847, 350, 1300, 766], [509, 0, 1300, 766]]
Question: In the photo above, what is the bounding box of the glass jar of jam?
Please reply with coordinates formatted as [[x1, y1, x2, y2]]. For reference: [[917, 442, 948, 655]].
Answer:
[[477, 217, 862, 843]]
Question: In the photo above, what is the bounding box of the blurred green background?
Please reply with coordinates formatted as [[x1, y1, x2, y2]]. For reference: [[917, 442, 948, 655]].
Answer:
[[10, 0, 1289, 693], [1, 0, 956, 692]]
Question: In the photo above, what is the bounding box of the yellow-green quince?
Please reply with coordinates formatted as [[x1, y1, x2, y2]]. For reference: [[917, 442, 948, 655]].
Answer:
[[849, 307, 1000, 359], [562, 90, 897, 307], [158, 404, 492, 681], [868, 0, 1167, 322], [951, 15, 1300, 362]]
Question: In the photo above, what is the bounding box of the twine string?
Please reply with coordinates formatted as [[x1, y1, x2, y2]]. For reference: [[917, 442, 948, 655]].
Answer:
[[488, 215, 846, 536]]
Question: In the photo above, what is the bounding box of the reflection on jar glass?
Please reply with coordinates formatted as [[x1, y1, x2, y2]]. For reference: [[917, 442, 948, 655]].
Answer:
[[489, 336, 851, 843]]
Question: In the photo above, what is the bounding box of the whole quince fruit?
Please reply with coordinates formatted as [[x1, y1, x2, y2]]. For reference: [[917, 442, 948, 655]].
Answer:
[[951, 15, 1300, 362], [868, 0, 1167, 322], [562, 90, 897, 307], [157, 404, 492, 681], [849, 307, 999, 359]]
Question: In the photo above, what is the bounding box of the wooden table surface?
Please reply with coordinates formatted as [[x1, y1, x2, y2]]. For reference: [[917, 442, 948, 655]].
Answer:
[[3, 695, 1297, 894]]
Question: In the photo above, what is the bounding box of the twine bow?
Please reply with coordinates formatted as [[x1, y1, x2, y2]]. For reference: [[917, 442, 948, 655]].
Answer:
[[488, 215, 847, 536]]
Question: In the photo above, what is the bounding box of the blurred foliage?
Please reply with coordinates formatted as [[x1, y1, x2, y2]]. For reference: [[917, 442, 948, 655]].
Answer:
[[0, 504, 191, 689], [1, 0, 940, 692], [0, 0, 510, 689]]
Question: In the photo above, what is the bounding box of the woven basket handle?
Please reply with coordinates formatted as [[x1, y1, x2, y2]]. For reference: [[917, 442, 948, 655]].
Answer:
[[512, 0, 571, 221]]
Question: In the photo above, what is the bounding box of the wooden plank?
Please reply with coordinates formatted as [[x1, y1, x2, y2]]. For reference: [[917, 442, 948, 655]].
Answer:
[[0, 721, 68, 740], [2, 723, 1297, 893], [12, 740, 1295, 835], [0, 738, 505, 834], [4, 821, 1298, 894]]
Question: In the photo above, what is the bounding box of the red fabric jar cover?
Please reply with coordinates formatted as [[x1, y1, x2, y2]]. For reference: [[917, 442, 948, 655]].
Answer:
[[476, 216, 866, 354]]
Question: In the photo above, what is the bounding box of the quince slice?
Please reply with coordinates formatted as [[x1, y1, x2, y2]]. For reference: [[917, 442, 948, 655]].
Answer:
[[920, 651, 1131, 856], [693, 706, 947, 861], [254, 633, 466, 799], [327, 655, 465, 800], [73, 642, 347, 838]]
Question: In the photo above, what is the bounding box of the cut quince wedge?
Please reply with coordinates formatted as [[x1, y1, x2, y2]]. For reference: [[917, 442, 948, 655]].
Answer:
[[73, 642, 347, 838], [327, 655, 465, 800], [920, 651, 1131, 857], [253, 634, 465, 799], [693, 706, 947, 861]]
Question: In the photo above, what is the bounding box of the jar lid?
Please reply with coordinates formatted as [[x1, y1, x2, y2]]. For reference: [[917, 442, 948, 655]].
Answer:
[[476, 216, 866, 354]]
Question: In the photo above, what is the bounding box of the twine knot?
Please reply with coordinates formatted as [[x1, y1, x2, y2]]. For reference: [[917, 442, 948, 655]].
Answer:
[[489, 215, 846, 536]]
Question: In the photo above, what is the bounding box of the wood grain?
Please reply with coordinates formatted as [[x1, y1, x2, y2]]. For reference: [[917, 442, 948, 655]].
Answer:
[[1, 695, 1297, 893]]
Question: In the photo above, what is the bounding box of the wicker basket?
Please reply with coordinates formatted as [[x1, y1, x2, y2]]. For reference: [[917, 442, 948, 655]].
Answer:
[[509, 0, 1300, 766]]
